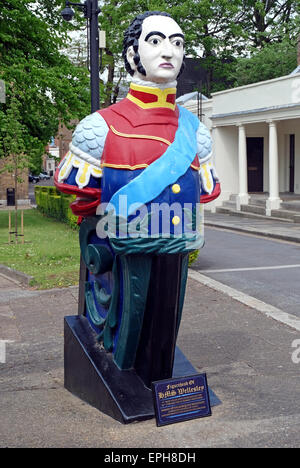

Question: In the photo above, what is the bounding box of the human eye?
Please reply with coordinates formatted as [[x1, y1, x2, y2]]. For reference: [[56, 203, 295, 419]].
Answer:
[[148, 36, 162, 46], [171, 37, 184, 47]]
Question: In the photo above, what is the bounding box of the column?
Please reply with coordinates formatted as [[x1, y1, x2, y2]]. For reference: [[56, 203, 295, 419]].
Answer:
[[236, 123, 249, 210], [266, 120, 281, 215]]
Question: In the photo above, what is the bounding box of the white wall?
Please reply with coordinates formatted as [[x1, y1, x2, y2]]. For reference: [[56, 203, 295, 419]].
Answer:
[[277, 122, 286, 193], [184, 83, 300, 200], [212, 74, 300, 116], [278, 119, 300, 194], [183, 99, 213, 129], [211, 126, 239, 207]]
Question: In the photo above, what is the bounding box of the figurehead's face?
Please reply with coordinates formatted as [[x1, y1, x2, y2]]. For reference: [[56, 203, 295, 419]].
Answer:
[[126, 15, 184, 84]]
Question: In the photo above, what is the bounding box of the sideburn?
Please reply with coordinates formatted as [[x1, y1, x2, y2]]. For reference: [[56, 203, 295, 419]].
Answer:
[[133, 52, 147, 76]]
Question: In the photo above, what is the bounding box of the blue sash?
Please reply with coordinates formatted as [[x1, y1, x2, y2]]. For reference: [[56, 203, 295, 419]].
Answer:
[[108, 105, 199, 217]]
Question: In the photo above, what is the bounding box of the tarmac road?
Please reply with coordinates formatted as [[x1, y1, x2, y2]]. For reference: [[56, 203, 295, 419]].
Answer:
[[192, 227, 300, 319]]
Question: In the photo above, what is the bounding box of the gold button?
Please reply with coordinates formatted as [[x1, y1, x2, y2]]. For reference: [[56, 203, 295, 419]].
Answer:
[[172, 184, 181, 194], [172, 216, 180, 225]]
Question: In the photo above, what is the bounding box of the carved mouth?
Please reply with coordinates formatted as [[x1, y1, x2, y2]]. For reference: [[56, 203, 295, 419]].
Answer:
[[159, 63, 174, 69]]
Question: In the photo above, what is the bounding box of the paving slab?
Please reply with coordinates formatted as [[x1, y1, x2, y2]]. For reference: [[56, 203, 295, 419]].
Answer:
[[204, 212, 300, 243], [0, 274, 299, 448]]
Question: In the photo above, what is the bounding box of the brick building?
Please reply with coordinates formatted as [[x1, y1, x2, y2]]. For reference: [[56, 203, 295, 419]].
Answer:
[[42, 121, 77, 175], [56, 122, 75, 159], [0, 157, 29, 207]]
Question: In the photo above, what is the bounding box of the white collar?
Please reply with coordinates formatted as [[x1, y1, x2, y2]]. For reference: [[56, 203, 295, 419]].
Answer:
[[131, 76, 177, 90]]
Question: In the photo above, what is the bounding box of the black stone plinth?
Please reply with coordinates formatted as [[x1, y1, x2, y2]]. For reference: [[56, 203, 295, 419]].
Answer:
[[64, 315, 154, 424], [64, 315, 221, 424]]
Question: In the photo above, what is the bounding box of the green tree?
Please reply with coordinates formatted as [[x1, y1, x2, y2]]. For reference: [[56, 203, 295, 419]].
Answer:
[[63, 0, 300, 104], [96, 0, 247, 101], [0, 92, 29, 241], [0, 0, 90, 172], [169, 0, 299, 93], [99, 0, 150, 106], [232, 36, 298, 87], [241, 0, 299, 48]]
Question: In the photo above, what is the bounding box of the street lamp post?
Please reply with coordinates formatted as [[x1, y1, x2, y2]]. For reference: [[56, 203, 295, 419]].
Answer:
[[61, 0, 101, 112], [61, 0, 101, 315]]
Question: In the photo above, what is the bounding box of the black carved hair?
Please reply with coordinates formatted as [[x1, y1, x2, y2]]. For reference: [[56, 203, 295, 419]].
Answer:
[[122, 11, 185, 78]]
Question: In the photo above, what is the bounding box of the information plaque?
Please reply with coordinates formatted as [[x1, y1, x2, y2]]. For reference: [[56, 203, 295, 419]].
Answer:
[[152, 373, 211, 427]]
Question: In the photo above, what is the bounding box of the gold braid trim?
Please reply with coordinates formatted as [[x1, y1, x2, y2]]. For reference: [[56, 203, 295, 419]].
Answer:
[[110, 125, 171, 146]]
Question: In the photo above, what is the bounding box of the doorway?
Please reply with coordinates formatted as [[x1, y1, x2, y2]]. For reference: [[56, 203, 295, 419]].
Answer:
[[289, 134, 295, 193], [247, 137, 264, 192]]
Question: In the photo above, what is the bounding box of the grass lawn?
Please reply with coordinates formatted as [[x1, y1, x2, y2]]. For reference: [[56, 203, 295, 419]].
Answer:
[[0, 208, 80, 290]]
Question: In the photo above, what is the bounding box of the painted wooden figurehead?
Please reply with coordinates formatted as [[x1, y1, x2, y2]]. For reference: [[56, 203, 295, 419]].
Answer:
[[55, 12, 221, 404], [124, 12, 185, 84]]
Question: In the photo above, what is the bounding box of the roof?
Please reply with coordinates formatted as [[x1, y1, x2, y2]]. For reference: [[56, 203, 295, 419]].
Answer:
[[290, 65, 300, 75]]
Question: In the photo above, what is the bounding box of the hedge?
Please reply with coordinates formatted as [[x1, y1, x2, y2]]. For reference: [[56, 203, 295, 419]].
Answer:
[[34, 186, 78, 230], [188, 249, 199, 266]]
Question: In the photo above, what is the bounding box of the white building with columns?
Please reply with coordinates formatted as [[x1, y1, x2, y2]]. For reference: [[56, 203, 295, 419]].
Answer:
[[184, 71, 300, 215]]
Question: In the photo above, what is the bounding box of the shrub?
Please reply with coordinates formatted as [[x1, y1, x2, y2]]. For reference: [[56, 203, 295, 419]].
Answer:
[[188, 249, 199, 266], [34, 185, 78, 230]]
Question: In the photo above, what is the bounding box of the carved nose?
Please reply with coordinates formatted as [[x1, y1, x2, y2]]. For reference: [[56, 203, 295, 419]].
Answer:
[[161, 41, 173, 58]]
